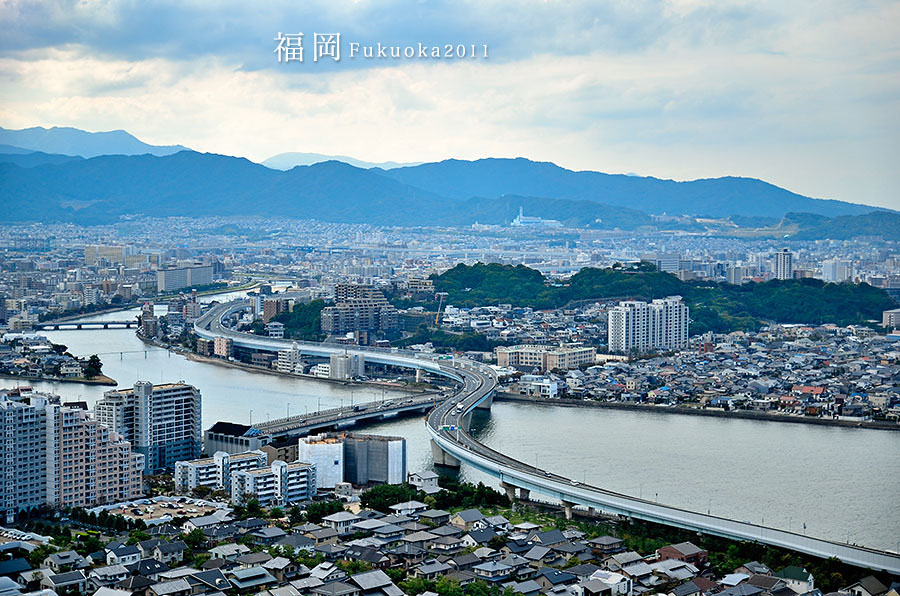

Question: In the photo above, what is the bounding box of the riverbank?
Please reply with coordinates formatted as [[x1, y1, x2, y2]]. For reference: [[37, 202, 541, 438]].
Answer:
[[495, 393, 900, 431], [145, 338, 423, 394], [0, 373, 117, 386]]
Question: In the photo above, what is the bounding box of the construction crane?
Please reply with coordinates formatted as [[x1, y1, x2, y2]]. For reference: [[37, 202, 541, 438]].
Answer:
[[434, 292, 448, 326]]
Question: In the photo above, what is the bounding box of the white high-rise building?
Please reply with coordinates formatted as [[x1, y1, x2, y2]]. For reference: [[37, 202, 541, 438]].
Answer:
[[174, 450, 268, 494], [95, 382, 201, 474], [822, 259, 854, 283], [298, 434, 344, 488], [607, 296, 689, 354], [231, 460, 316, 506], [774, 249, 794, 280]]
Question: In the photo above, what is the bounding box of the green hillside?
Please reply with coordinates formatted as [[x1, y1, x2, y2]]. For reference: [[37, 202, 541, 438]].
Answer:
[[431, 263, 896, 333]]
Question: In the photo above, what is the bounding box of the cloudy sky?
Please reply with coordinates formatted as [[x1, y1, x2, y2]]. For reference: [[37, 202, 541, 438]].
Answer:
[[1, 0, 898, 209]]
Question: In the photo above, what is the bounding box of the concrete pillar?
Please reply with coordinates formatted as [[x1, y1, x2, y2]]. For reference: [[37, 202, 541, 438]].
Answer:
[[474, 390, 494, 410], [518, 488, 530, 501], [562, 501, 575, 520], [499, 481, 517, 501], [416, 369, 424, 383], [430, 439, 461, 468]]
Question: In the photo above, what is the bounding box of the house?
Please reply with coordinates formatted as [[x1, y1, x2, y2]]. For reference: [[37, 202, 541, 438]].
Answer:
[[342, 546, 391, 569], [125, 558, 170, 580], [483, 515, 512, 532], [106, 544, 141, 566], [152, 541, 187, 565], [408, 471, 441, 495], [534, 568, 577, 591], [587, 536, 624, 557], [418, 509, 451, 526], [209, 544, 252, 561], [312, 581, 362, 596], [307, 527, 340, 546], [388, 501, 429, 517], [773, 567, 814, 594], [322, 512, 361, 536], [402, 530, 439, 549], [182, 515, 222, 533], [587, 570, 632, 596], [309, 562, 348, 583], [228, 567, 278, 592], [451, 509, 486, 531], [89, 565, 130, 588], [428, 535, 465, 555], [44, 551, 90, 573], [414, 559, 452, 580], [251, 527, 288, 545], [263, 557, 300, 582], [190, 569, 232, 593], [737, 562, 772, 576], [656, 542, 708, 567], [349, 569, 405, 596], [580, 579, 614, 596], [42, 570, 88, 595], [472, 561, 513, 583], [463, 528, 497, 547], [843, 576, 889, 596], [0, 559, 31, 579]]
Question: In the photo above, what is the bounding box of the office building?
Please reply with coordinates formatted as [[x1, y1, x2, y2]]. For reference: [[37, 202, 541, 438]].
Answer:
[[174, 450, 268, 494], [1, 394, 142, 522], [495, 345, 596, 372], [204, 421, 271, 455], [883, 308, 900, 329], [773, 249, 794, 280], [95, 382, 202, 474], [608, 296, 690, 354], [156, 265, 214, 292], [231, 460, 316, 507]]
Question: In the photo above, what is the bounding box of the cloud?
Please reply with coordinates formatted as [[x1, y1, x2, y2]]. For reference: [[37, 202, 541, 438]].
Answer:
[[0, 0, 898, 209]]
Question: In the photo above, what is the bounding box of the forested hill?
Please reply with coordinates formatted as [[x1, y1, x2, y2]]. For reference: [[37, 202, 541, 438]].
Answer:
[[430, 263, 896, 334]]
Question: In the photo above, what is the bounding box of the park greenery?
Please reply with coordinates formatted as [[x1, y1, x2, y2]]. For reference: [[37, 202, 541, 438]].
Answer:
[[251, 299, 326, 341], [429, 262, 896, 334]]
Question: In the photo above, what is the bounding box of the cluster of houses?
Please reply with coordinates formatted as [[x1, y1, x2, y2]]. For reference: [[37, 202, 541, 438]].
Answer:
[[1, 498, 895, 596], [0, 333, 89, 381], [505, 327, 899, 421]]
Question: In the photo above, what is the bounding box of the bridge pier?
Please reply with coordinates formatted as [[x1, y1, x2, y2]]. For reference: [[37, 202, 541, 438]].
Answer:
[[562, 500, 575, 520], [474, 390, 494, 410], [431, 440, 460, 468], [499, 481, 517, 501], [416, 369, 424, 383], [518, 488, 530, 501]]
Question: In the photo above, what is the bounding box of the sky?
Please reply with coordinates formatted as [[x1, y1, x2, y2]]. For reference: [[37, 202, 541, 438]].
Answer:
[[1, 0, 898, 210]]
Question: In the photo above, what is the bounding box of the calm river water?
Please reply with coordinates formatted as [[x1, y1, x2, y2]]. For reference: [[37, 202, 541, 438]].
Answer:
[[9, 298, 897, 551]]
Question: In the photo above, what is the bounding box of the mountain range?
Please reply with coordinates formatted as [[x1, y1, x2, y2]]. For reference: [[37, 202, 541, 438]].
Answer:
[[0, 125, 892, 231], [263, 152, 419, 171]]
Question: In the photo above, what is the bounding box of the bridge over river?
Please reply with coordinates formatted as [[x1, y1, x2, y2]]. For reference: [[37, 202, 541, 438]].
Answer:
[[195, 300, 900, 574]]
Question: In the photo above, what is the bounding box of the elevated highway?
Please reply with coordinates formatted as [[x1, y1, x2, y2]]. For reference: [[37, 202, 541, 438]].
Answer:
[[195, 301, 900, 574]]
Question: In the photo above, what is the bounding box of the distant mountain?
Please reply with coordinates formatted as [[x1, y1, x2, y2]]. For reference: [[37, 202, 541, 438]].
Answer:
[[263, 152, 418, 171], [0, 149, 83, 168], [379, 157, 879, 218], [789, 211, 900, 241], [0, 126, 188, 158], [0, 152, 447, 225]]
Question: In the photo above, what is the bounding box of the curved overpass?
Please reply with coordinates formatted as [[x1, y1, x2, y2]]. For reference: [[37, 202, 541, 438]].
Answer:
[[195, 301, 900, 573]]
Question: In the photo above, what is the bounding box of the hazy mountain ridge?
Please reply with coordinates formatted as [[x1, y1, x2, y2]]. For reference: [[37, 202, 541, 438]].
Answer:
[[263, 152, 419, 171], [0, 126, 188, 158], [379, 157, 877, 218]]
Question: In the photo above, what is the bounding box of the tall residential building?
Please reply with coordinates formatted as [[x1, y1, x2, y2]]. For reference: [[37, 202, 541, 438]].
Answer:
[[231, 460, 316, 507], [156, 265, 214, 292], [773, 249, 794, 280], [321, 284, 397, 336], [95, 382, 201, 474], [297, 434, 344, 489], [607, 296, 690, 354], [329, 352, 365, 380], [213, 336, 234, 358], [276, 344, 304, 374], [174, 450, 268, 494], [1, 394, 143, 523]]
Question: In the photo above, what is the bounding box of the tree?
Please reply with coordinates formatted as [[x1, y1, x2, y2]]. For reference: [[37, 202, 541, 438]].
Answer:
[[288, 506, 304, 525], [361, 484, 426, 513], [83, 355, 103, 379], [182, 528, 207, 550], [305, 500, 344, 523]]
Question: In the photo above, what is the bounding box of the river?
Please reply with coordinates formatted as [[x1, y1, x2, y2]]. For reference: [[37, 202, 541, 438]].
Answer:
[[9, 298, 898, 552]]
